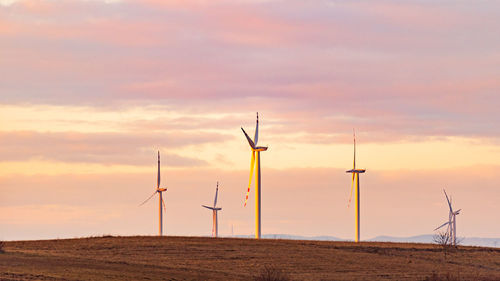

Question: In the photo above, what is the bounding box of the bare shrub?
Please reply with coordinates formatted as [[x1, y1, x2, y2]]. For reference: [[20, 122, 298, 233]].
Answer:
[[433, 231, 451, 260], [253, 266, 292, 281], [433, 231, 451, 246]]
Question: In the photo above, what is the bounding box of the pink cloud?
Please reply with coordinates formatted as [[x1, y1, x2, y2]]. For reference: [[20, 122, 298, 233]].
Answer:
[[0, 0, 499, 141]]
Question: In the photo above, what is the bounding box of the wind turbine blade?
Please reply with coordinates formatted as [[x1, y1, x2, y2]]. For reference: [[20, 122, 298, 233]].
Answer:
[[161, 196, 166, 213], [353, 128, 356, 170], [157, 151, 161, 188], [434, 221, 450, 231], [139, 191, 157, 206], [443, 189, 453, 212], [202, 205, 215, 210], [347, 129, 356, 208], [348, 172, 355, 207], [254, 112, 259, 146], [244, 151, 256, 207], [241, 127, 256, 149], [214, 182, 219, 207]]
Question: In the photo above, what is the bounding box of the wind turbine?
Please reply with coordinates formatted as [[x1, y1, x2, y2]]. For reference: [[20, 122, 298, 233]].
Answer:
[[241, 112, 268, 239], [202, 182, 222, 238], [139, 151, 168, 236], [434, 189, 461, 246], [346, 129, 366, 243]]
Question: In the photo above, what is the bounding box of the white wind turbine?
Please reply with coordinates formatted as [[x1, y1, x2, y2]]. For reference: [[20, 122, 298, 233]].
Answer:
[[202, 182, 222, 238], [140, 151, 168, 236], [434, 189, 461, 246], [241, 112, 268, 239], [346, 129, 366, 243]]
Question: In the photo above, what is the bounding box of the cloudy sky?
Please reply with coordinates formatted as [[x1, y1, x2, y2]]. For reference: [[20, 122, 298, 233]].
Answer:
[[1, 0, 499, 241]]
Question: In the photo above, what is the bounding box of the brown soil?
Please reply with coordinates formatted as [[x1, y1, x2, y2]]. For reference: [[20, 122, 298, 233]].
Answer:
[[1, 236, 499, 280]]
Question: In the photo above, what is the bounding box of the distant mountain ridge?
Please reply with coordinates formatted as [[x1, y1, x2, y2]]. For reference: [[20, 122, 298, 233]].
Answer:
[[231, 234, 344, 241], [369, 235, 500, 248], [229, 234, 500, 248]]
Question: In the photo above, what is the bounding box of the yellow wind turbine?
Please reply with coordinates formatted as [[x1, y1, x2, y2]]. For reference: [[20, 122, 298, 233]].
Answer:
[[241, 112, 268, 239], [346, 130, 365, 242]]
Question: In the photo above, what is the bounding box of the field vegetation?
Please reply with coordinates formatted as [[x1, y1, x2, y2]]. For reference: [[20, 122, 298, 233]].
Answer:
[[1, 236, 499, 280]]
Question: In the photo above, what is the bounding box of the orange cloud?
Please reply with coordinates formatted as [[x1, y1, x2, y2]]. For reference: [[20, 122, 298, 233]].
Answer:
[[0, 130, 233, 165]]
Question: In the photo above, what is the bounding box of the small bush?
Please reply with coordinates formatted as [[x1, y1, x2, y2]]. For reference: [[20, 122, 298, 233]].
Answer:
[[423, 272, 498, 281], [423, 272, 461, 281], [253, 266, 292, 281]]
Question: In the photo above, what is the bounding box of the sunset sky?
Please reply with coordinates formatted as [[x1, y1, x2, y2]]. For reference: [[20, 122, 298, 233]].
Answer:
[[1, 0, 499, 241]]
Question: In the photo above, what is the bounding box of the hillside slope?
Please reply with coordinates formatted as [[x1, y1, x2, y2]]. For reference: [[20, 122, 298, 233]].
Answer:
[[1, 236, 499, 280]]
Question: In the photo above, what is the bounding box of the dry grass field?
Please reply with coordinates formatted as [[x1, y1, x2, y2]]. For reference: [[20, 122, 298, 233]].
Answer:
[[1, 236, 499, 281]]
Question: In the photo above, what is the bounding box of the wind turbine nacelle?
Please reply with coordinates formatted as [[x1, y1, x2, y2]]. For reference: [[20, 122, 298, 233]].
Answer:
[[346, 169, 366, 173], [157, 188, 167, 192], [202, 205, 222, 211]]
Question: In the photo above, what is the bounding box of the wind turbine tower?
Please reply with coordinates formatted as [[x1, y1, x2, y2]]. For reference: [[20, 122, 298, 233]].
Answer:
[[241, 112, 268, 239], [202, 182, 222, 237], [434, 189, 461, 246], [140, 151, 168, 236], [346, 130, 366, 243]]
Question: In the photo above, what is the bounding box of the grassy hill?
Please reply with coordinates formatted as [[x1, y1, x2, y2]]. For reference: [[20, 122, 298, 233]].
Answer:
[[1, 236, 499, 280]]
